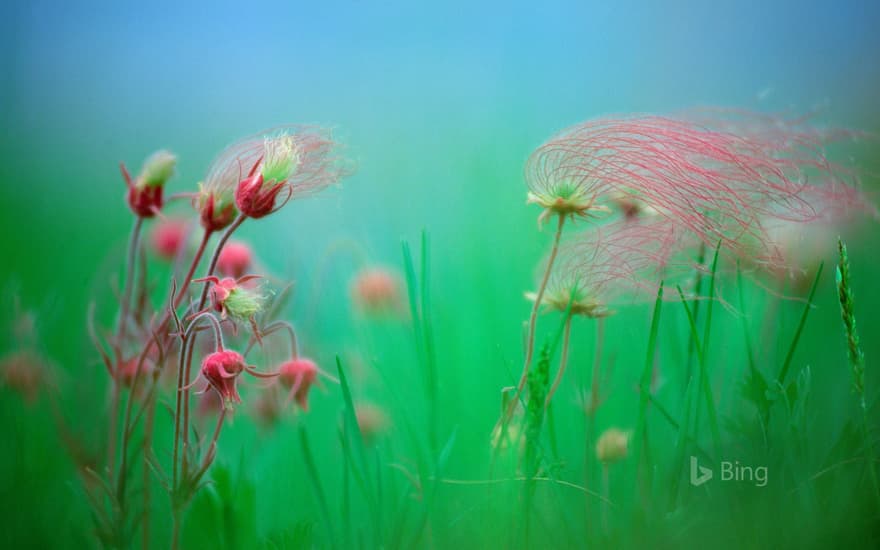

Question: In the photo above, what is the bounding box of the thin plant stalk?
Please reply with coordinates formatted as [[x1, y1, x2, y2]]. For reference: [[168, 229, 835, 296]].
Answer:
[[545, 313, 573, 410], [506, 213, 566, 422]]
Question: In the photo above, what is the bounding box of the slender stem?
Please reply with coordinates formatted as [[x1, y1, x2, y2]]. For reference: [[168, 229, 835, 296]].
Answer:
[[118, 216, 144, 351], [545, 313, 573, 410], [504, 214, 566, 423], [175, 229, 212, 310], [171, 513, 180, 550], [198, 214, 245, 312], [108, 216, 144, 482], [141, 394, 156, 550], [590, 318, 605, 415]]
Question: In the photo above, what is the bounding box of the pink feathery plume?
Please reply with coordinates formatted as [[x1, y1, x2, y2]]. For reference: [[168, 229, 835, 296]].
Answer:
[[525, 113, 863, 271], [535, 218, 702, 316]]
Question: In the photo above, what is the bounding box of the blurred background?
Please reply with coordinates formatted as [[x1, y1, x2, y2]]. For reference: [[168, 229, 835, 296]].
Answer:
[[1, 0, 879, 548]]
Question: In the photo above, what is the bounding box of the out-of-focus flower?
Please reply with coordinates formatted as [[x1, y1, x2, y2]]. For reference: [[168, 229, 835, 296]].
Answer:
[[0, 350, 48, 403], [354, 402, 389, 444], [150, 219, 189, 260], [122, 150, 177, 217], [217, 241, 254, 279], [278, 358, 319, 411], [350, 267, 401, 314], [596, 427, 629, 464]]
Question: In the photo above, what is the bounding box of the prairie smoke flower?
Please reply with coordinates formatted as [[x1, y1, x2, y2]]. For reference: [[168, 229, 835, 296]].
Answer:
[[196, 126, 350, 220], [121, 150, 177, 217], [530, 219, 693, 317], [117, 357, 153, 389], [525, 114, 850, 266], [150, 218, 188, 260], [278, 358, 319, 411], [217, 241, 254, 279], [596, 427, 630, 464], [198, 349, 276, 409], [194, 275, 265, 323], [350, 267, 401, 313]]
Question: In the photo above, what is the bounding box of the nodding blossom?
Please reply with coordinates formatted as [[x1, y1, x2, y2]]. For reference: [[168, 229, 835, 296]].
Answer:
[[217, 241, 254, 279], [529, 218, 697, 317], [525, 114, 861, 269], [198, 349, 277, 410], [0, 350, 49, 403], [121, 150, 177, 217]]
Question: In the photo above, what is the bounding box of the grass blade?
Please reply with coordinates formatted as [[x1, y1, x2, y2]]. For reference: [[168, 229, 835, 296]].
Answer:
[[776, 262, 824, 386]]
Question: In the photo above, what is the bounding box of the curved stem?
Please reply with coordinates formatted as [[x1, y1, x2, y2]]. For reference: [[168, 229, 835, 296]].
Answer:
[[174, 229, 212, 310], [504, 213, 566, 422], [245, 320, 299, 358], [544, 313, 573, 411], [172, 312, 222, 487]]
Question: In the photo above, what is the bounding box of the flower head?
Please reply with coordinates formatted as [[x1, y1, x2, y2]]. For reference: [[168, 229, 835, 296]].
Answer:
[[217, 241, 254, 279], [200, 350, 247, 408], [203, 126, 352, 219], [278, 358, 319, 411], [526, 113, 856, 267], [122, 150, 177, 217], [0, 350, 49, 403], [151, 218, 188, 260], [354, 403, 390, 444], [596, 427, 630, 464], [195, 275, 265, 322], [531, 219, 693, 317], [350, 267, 401, 314]]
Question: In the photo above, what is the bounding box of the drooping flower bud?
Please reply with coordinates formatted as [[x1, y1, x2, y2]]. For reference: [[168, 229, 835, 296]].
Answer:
[[278, 358, 318, 411], [596, 427, 630, 464], [122, 150, 177, 217], [150, 218, 188, 260], [201, 350, 246, 408], [217, 241, 254, 279]]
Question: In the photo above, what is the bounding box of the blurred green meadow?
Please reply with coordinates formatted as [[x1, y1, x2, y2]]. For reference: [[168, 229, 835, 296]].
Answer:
[[3, 1, 880, 549]]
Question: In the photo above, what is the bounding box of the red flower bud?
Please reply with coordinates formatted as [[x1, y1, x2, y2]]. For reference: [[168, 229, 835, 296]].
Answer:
[[235, 173, 287, 219], [198, 189, 237, 232], [127, 183, 164, 218]]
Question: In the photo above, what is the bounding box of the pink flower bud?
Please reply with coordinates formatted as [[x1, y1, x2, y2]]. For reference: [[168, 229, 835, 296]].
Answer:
[[278, 358, 318, 411], [217, 241, 254, 279], [151, 219, 188, 260], [0, 350, 47, 403], [201, 350, 246, 408]]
